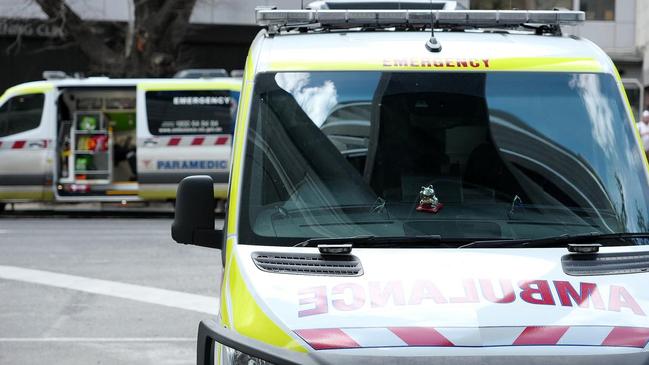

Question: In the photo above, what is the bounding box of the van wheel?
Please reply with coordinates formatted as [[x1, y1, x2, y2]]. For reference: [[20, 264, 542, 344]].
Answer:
[[0, 203, 5, 213]]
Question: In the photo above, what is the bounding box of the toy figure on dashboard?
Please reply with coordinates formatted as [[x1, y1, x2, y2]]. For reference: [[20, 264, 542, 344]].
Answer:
[[416, 185, 444, 213]]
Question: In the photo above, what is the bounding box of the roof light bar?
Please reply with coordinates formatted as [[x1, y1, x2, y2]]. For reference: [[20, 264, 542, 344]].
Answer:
[[255, 8, 585, 29]]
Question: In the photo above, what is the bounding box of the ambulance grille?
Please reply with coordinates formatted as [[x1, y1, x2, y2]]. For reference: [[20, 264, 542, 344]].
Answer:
[[562, 251, 649, 276], [251, 252, 363, 276]]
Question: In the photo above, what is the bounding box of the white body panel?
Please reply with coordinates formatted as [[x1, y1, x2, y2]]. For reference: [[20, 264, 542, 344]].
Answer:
[[0, 88, 56, 201], [136, 79, 240, 200], [238, 245, 649, 332], [0, 77, 241, 203], [255, 31, 616, 75]]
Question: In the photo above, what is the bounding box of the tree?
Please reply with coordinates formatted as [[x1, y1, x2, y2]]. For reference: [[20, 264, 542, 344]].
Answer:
[[34, 0, 197, 77]]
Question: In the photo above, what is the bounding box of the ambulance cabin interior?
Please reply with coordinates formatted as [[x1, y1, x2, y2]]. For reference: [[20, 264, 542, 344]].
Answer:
[[276, 71, 608, 224], [239, 72, 613, 246], [56, 88, 137, 198]]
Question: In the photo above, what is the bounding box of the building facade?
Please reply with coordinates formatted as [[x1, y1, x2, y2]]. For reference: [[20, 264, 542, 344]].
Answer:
[[1, 0, 647, 113], [0, 0, 302, 91]]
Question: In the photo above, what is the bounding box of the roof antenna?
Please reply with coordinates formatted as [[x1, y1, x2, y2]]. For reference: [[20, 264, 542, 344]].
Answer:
[[425, 0, 442, 52]]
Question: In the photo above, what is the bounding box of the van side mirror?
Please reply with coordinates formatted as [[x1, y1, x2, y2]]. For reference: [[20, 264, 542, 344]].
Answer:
[[172, 175, 223, 249]]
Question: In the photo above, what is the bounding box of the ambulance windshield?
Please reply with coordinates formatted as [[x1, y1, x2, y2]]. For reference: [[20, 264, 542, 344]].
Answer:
[[239, 71, 649, 246]]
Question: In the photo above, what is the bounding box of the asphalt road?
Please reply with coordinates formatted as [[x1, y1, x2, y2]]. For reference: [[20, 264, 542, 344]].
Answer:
[[0, 215, 223, 365]]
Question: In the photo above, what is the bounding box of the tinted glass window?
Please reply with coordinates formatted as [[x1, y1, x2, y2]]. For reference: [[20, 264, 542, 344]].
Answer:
[[623, 84, 641, 122], [240, 71, 649, 246], [580, 0, 615, 21], [0, 102, 7, 137], [0, 93, 45, 137], [145, 90, 239, 135]]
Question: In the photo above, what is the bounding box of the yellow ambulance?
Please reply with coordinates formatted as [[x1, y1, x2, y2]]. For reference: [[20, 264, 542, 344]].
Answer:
[[172, 7, 649, 365]]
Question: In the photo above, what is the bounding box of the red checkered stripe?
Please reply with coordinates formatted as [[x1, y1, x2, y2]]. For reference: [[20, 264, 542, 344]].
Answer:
[[295, 326, 649, 350], [0, 139, 49, 150], [141, 135, 231, 147]]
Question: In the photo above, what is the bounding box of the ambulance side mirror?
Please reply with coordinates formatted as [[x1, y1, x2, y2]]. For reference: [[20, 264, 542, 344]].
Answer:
[[172, 175, 223, 249]]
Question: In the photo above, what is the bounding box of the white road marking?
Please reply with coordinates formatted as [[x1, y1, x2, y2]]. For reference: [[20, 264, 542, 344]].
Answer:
[[0, 265, 218, 315], [0, 229, 8, 234], [0, 337, 194, 342]]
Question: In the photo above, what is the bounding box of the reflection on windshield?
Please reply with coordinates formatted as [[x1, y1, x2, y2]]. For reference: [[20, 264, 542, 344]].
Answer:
[[241, 71, 649, 246], [276, 72, 339, 127]]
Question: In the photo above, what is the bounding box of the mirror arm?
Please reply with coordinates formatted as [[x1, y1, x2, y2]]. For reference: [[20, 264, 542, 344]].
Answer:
[[192, 229, 224, 249]]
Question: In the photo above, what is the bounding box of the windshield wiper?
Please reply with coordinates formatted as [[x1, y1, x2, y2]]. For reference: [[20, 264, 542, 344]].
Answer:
[[458, 232, 649, 249], [293, 235, 442, 248]]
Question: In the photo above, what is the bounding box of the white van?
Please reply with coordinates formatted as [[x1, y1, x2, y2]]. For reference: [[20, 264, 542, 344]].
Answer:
[[171, 7, 649, 365], [0, 77, 241, 211]]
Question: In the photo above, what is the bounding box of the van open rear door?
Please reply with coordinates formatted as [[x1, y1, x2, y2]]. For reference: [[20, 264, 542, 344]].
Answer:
[[136, 79, 241, 201], [0, 85, 55, 204], [54, 86, 138, 201]]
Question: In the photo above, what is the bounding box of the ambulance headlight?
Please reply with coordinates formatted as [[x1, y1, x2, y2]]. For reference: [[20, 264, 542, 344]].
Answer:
[[199, 320, 311, 365], [221, 344, 276, 365]]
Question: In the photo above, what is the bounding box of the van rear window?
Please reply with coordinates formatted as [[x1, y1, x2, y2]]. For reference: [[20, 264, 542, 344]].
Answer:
[[145, 90, 238, 135]]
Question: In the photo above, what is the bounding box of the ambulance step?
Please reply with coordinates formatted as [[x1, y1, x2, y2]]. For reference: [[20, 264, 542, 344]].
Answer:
[[251, 252, 363, 276]]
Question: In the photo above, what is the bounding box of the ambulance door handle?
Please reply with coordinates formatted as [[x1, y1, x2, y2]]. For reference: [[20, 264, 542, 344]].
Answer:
[[143, 138, 158, 147], [28, 140, 48, 149]]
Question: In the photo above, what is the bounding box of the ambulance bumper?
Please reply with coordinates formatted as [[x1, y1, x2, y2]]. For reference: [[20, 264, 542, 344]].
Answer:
[[197, 320, 649, 365], [198, 319, 315, 365]]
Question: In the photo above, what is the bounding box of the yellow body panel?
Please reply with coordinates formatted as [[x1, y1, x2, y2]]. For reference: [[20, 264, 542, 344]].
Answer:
[[227, 52, 255, 234], [227, 250, 307, 353], [270, 57, 603, 73], [138, 188, 228, 200], [0, 82, 53, 103]]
